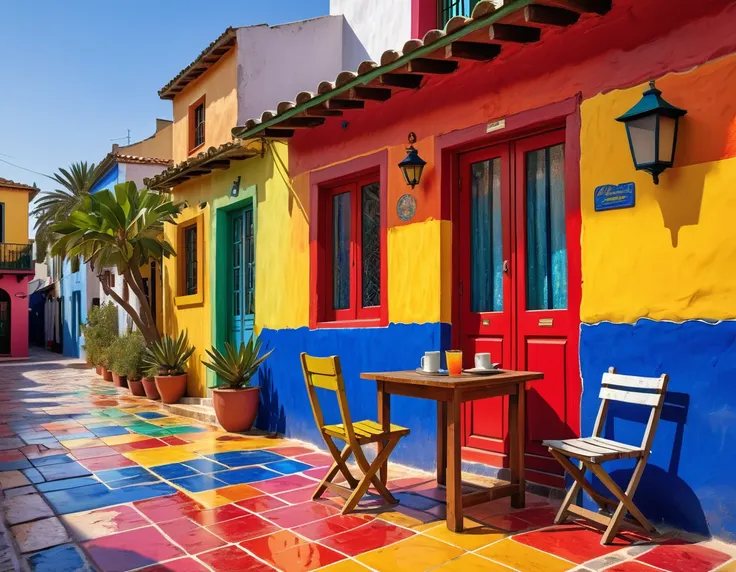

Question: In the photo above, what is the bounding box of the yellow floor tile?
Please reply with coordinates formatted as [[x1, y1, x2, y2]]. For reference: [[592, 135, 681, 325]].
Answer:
[[184, 490, 234, 509], [100, 433, 151, 446], [59, 438, 104, 449], [433, 553, 513, 571], [376, 506, 443, 531], [476, 538, 574, 572], [317, 560, 371, 571], [715, 561, 736, 572], [424, 518, 506, 551], [122, 447, 199, 467], [356, 534, 465, 572]]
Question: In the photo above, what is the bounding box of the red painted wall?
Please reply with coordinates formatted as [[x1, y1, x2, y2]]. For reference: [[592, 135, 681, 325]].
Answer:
[[0, 276, 31, 358]]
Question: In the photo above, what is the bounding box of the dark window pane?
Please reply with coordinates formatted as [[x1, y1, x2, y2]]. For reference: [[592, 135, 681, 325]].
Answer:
[[439, 0, 480, 27], [470, 158, 503, 312], [194, 104, 205, 147], [244, 209, 255, 316], [526, 144, 567, 310], [185, 226, 198, 295], [361, 182, 381, 308], [332, 191, 351, 311]]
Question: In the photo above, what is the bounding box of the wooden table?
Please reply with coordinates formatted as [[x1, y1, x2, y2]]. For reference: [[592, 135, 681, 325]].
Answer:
[[360, 369, 543, 532]]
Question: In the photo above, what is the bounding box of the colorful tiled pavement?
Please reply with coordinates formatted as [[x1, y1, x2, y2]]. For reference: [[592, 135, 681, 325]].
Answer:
[[1, 352, 735, 572]]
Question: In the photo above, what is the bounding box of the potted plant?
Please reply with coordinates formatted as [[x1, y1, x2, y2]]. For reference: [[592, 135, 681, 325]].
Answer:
[[82, 303, 118, 380], [100, 349, 114, 382], [110, 332, 147, 394], [143, 332, 195, 404], [202, 335, 273, 433], [109, 336, 128, 388], [141, 365, 161, 400]]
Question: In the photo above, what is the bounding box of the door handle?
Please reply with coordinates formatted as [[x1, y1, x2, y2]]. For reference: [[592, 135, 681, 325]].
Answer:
[[503, 260, 509, 274]]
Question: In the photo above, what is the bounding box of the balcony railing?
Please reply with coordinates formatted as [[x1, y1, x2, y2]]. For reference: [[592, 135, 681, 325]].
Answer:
[[0, 243, 33, 271], [439, 0, 481, 28]]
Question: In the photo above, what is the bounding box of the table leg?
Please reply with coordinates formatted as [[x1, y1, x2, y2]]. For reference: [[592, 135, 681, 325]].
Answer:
[[437, 401, 447, 486], [509, 385, 526, 508], [446, 391, 463, 532], [377, 381, 390, 485]]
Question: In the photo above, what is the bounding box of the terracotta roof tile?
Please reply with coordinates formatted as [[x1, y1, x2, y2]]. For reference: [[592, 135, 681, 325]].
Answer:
[[0, 177, 37, 192]]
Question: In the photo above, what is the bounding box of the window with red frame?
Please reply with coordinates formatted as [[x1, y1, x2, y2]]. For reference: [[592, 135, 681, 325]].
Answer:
[[321, 176, 382, 323]]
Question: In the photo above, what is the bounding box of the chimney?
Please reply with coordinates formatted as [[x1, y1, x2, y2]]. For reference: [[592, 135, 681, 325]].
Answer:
[[156, 118, 173, 132]]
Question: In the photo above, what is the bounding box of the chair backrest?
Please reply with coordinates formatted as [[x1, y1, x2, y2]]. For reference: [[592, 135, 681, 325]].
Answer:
[[300, 353, 357, 443], [594, 367, 670, 452]]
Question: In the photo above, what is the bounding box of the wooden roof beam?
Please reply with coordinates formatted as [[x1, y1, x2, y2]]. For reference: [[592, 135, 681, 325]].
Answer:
[[264, 129, 295, 138], [349, 86, 392, 101], [277, 117, 326, 128], [406, 58, 459, 75], [380, 74, 423, 89], [302, 107, 343, 117], [550, 0, 611, 15], [445, 41, 501, 61], [524, 5, 580, 27], [488, 23, 542, 43], [207, 161, 231, 170], [325, 99, 365, 110]]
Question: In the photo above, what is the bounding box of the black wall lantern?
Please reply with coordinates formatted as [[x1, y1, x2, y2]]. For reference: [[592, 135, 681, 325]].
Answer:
[[616, 81, 687, 184], [398, 132, 426, 189]]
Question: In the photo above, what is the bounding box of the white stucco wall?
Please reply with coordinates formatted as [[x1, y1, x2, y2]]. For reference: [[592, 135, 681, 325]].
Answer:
[[330, 0, 412, 63], [236, 16, 370, 125], [120, 163, 170, 189]]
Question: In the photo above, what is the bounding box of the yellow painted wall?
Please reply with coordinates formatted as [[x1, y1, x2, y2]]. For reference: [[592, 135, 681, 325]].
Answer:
[[0, 188, 32, 244], [580, 54, 736, 324], [171, 48, 237, 164], [122, 121, 173, 161]]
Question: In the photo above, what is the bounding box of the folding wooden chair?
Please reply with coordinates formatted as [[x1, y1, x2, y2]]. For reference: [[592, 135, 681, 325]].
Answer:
[[544, 367, 669, 544], [300, 353, 410, 514]]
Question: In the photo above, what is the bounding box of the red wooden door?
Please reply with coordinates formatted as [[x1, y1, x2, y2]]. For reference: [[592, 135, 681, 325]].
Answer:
[[458, 130, 580, 487]]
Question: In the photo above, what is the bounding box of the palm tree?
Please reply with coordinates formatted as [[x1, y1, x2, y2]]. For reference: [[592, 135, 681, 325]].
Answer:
[[31, 162, 99, 248], [50, 181, 183, 343]]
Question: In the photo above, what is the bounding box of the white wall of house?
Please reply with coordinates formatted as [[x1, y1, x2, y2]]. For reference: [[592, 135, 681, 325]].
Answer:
[[121, 163, 170, 189], [330, 0, 412, 62], [236, 16, 371, 125]]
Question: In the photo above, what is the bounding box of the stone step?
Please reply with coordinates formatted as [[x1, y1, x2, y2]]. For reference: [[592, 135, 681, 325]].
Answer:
[[163, 402, 219, 426], [178, 397, 213, 408]]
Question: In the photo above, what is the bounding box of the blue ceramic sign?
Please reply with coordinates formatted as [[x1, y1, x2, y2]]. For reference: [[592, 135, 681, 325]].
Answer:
[[594, 182, 635, 212]]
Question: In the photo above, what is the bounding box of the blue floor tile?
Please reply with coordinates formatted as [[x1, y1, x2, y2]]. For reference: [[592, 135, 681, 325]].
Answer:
[[43, 482, 177, 515], [90, 426, 130, 438], [27, 544, 93, 572], [0, 460, 31, 471], [216, 466, 281, 485], [182, 459, 228, 474], [21, 468, 44, 483], [150, 463, 198, 480], [170, 474, 228, 493], [37, 461, 91, 482], [207, 450, 284, 468], [106, 473, 160, 489], [36, 477, 99, 493], [30, 454, 74, 468], [265, 459, 313, 475], [136, 412, 166, 419], [96, 466, 149, 483], [57, 431, 96, 441]]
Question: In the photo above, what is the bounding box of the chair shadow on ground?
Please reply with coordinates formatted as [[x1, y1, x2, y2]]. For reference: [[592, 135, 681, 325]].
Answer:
[[255, 364, 286, 434]]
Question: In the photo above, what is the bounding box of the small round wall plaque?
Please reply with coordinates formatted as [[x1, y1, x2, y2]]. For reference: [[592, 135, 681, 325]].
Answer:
[[397, 193, 417, 222]]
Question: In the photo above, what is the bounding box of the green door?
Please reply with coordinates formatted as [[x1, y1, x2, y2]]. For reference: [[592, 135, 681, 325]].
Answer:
[[229, 207, 254, 346]]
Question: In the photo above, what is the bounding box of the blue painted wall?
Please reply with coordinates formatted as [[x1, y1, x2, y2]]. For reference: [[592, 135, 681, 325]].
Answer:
[[580, 320, 736, 540], [255, 323, 451, 470], [90, 164, 119, 194], [60, 260, 87, 358]]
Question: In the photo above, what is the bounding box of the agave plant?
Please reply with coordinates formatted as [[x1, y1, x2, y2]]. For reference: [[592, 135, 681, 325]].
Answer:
[[202, 335, 273, 390], [143, 331, 195, 377]]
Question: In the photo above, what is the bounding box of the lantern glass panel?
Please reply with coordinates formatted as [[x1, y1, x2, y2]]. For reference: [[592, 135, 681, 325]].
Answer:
[[627, 114, 657, 167], [658, 116, 677, 164]]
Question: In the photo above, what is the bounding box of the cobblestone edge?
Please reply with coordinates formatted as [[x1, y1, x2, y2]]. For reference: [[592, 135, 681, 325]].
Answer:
[[0, 491, 24, 572]]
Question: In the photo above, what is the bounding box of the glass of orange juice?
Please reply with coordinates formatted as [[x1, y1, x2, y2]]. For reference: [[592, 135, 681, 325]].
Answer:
[[446, 350, 463, 376]]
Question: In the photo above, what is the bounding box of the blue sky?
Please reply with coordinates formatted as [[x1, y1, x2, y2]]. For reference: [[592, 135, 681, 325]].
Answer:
[[0, 0, 328, 221]]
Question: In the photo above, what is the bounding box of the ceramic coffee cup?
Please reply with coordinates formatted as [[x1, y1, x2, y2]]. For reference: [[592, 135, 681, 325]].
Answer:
[[474, 352, 492, 370], [421, 351, 440, 373]]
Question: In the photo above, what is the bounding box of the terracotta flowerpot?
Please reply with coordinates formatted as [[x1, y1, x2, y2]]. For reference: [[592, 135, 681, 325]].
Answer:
[[95, 365, 103, 376], [141, 377, 160, 400], [128, 379, 146, 397], [213, 387, 260, 433], [102, 369, 113, 382], [112, 373, 128, 388], [155, 374, 187, 404]]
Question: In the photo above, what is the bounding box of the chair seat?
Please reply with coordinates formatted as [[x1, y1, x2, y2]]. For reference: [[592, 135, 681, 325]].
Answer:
[[543, 436, 644, 463], [324, 419, 410, 443]]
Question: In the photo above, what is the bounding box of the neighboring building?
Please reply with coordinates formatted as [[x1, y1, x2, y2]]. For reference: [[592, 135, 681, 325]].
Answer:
[[60, 120, 172, 357], [230, 0, 736, 541], [151, 17, 368, 397], [0, 177, 38, 358]]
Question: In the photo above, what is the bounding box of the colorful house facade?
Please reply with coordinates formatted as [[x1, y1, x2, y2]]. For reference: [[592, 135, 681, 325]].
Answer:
[[151, 18, 369, 397], [229, 0, 736, 540], [0, 177, 37, 358], [61, 122, 173, 357]]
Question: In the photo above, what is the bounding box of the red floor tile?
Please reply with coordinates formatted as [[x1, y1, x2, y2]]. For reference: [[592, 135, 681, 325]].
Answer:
[[242, 529, 346, 571], [138, 558, 210, 572], [206, 513, 279, 543], [159, 518, 226, 554], [160, 436, 187, 446], [606, 563, 664, 572], [513, 506, 560, 527], [276, 487, 317, 504], [320, 519, 415, 556], [236, 495, 289, 513], [79, 454, 137, 471], [514, 524, 632, 563], [189, 504, 248, 526], [637, 543, 732, 572], [72, 446, 119, 460], [198, 545, 274, 572], [251, 474, 316, 494], [293, 513, 374, 540], [0, 449, 25, 462], [134, 492, 205, 523], [294, 453, 333, 467], [261, 501, 340, 528], [267, 446, 316, 457], [303, 467, 330, 480], [112, 439, 167, 453], [469, 511, 533, 532], [62, 505, 150, 541], [83, 526, 185, 572]]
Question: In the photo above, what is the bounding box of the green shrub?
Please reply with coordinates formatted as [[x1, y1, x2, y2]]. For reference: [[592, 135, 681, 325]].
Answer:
[[202, 335, 273, 390], [82, 303, 118, 367], [109, 331, 147, 380], [143, 331, 195, 376]]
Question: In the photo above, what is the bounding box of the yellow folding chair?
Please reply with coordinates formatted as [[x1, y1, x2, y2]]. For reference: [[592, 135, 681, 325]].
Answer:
[[300, 352, 410, 514], [544, 367, 669, 544]]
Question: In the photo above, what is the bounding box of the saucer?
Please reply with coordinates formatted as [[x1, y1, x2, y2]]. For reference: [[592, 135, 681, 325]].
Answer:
[[415, 368, 449, 376], [463, 365, 502, 375]]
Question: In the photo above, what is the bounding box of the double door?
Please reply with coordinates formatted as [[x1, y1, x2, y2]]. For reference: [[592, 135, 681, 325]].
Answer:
[[457, 130, 580, 486], [229, 207, 255, 347]]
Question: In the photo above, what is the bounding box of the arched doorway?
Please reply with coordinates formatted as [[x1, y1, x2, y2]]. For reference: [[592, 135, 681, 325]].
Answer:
[[0, 289, 10, 355]]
